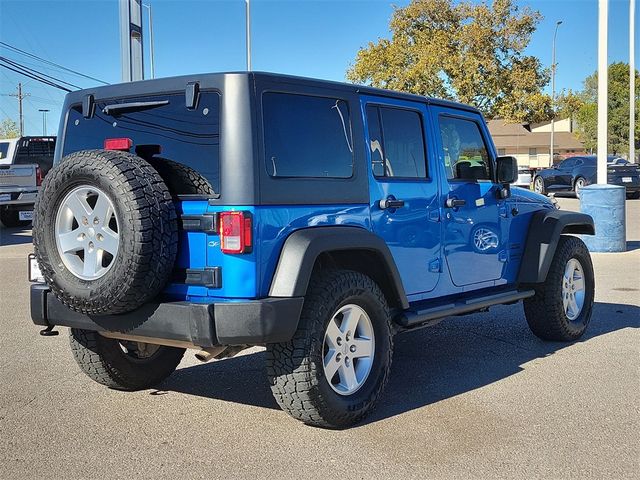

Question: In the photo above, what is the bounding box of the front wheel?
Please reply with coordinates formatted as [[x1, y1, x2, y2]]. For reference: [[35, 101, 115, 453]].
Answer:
[[524, 236, 594, 341], [266, 270, 393, 429], [533, 176, 546, 195]]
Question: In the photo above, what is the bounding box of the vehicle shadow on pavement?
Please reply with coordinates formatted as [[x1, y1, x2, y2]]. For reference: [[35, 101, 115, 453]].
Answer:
[[0, 226, 33, 246], [158, 301, 639, 421]]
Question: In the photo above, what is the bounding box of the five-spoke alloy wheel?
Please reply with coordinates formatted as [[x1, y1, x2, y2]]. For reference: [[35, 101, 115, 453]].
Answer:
[[267, 269, 393, 429], [55, 185, 120, 280], [322, 304, 375, 396], [524, 236, 594, 341]]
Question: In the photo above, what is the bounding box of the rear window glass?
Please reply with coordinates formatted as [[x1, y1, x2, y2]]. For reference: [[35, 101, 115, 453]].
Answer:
[[64, 92, 220, 195], [15, 137, 56, 174], [263, 92, 353, 178], [0, 142, 9, 161]]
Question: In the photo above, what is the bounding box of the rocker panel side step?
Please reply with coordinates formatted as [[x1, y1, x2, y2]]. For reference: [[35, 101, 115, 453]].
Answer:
[[397, 289, 535, 328]]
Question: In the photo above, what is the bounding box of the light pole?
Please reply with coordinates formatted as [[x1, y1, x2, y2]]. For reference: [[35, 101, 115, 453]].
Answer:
[[630, 0, 635, 163], [246, 0, 251, 70], [550, 20, 562, 165], [142, 2, 155, 78], [38, 109, 49, 136]]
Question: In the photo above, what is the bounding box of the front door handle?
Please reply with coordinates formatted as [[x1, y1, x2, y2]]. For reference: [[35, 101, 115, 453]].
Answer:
[[379, 198, 405, 209], [445, 198, 466, 208]]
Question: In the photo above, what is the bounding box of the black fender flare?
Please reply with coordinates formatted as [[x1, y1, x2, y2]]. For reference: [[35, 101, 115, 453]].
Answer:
[[518, 209, 595, 284], [268, 226, 409, 310]]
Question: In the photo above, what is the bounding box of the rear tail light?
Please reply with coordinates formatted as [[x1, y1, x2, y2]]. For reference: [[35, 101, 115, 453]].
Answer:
[[219, 211, 252, 254], [104, 137, 132, 151], [35, 166, 43, 186]]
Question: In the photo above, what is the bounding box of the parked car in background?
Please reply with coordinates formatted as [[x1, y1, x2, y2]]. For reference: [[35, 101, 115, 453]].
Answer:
[[514, 164, 532, 189], [533, 155, 640, 199], [0, 136, 56, 227]]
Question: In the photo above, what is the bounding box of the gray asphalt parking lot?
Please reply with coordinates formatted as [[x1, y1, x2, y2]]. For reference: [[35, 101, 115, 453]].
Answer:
[[0, 197, 638, 479]]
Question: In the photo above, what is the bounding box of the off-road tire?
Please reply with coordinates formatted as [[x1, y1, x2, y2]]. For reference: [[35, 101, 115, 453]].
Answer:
[[0, 209, 30, 228], [70, 328, 185, 390], [524, 236, 594, 341], [266, 269, 393, 429], [148, 157, 215, 196], [33, 149, 178, 315]]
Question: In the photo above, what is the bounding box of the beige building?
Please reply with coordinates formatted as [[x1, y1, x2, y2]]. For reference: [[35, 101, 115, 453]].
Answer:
[[488, 119, 586, 169]]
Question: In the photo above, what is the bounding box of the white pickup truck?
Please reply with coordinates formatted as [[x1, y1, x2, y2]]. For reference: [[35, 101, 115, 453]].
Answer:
[[0, 136, 55, 227]]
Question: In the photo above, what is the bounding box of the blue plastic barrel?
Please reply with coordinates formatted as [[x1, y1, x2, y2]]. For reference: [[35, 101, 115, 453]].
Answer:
[[579, 184, 626, 252]]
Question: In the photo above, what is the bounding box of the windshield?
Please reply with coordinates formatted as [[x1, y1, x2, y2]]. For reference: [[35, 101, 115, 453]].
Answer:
[[63, 92, 221, 195]]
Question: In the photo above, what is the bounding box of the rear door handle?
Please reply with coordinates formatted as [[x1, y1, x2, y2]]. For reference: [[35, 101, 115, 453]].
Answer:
[[379, 198, 405, 209], [445, 198, 466, 208]]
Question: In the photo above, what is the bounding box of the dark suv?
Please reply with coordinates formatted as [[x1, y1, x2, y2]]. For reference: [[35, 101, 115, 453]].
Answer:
[[30, 72, 596, 428]]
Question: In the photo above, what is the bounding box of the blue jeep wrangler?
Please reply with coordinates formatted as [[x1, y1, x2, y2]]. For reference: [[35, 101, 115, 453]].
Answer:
[[30, 72, 595, 428]]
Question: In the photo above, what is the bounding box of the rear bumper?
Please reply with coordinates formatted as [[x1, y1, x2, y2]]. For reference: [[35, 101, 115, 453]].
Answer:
[[0, 190, 37, 208], [30, 284, 304, 346]]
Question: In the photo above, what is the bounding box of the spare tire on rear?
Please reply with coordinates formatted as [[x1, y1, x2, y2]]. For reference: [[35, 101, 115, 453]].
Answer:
[[33, 149, 178, 315]]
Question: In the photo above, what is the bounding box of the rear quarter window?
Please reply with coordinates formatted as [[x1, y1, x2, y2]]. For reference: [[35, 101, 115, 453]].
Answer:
[[263, 92, 354, 179]]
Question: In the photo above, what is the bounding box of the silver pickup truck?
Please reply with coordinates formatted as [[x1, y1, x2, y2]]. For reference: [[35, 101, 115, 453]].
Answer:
[[0, 136, 55, 227]]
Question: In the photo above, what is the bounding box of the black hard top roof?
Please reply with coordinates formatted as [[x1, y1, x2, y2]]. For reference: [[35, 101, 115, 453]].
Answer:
[[64, 71, 481, 115]]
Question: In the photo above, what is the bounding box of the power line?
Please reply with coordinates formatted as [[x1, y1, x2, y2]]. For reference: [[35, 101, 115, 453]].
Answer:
[[0, 41, 109, 85], [0, 58, 72, 92], [0, 56, 81, 89]]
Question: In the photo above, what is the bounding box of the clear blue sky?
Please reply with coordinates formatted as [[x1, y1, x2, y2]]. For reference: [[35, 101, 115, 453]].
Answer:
[[0, 0, 636, 136]]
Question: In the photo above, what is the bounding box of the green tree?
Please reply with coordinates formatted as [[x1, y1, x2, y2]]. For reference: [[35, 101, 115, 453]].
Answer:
[[0, 119, 19, 139], [347, 0, 552, 122], [571, 63, 639, 156]]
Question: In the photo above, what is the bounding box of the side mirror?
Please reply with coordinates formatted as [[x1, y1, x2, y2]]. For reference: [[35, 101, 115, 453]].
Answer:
[[496, 156, 518, 184]]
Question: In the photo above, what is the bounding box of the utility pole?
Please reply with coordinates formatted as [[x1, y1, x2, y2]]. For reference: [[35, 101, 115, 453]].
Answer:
[[597, 0, 608, 184], [38, 109, 50, 136], [550, 20, 562, 165], [246, 0, 251, 71], [630, 0, 636, 163], [8, 83, 30, 136], [142, 3, 155, 78]]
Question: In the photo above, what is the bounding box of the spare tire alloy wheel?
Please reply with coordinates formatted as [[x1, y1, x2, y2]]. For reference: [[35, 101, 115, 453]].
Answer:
[[34, 149, 178, 315], [55, 185, 119, 280]]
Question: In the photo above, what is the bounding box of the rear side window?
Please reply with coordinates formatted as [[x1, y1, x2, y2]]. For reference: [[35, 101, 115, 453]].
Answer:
[[439, 116, 491, 181], [263, 93, 353, 178], [15, 137, 56, 174], [64, 92, 220, 195], [366, 105, 427, 179]]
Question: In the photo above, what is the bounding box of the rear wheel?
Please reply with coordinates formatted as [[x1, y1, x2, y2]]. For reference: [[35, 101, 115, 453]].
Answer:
[[70, 329, 185, 390], [524, 236, 594, 341], [266, 270, 393, 429], [0, 209, 30, 228], [534, 176, 546, 195]]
